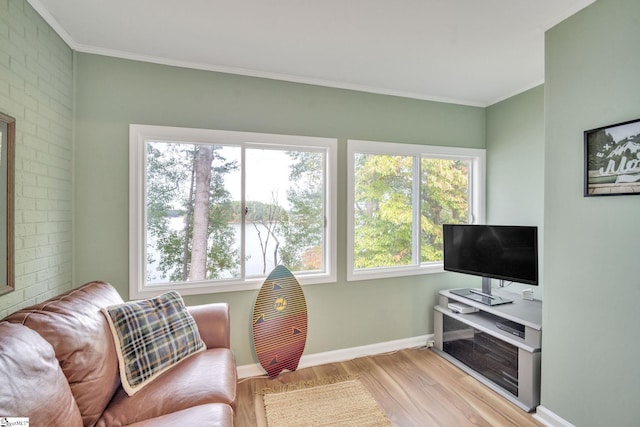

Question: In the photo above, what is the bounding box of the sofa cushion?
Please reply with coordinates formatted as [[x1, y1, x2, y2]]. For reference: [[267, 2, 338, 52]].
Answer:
[[0, 322, 83, 427], [102, 290, 206, 396], [96, 348, 237, 426], [2, 281, 125, 427], [124, 404, 234, 427]]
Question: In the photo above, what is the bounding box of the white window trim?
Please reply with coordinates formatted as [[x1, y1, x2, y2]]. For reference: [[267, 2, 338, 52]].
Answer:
[[346, 139, 486, 282], [129, 124, 337, 299]]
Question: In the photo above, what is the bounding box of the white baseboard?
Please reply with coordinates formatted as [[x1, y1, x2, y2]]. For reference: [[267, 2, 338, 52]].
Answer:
[[533, 405, 575, 427], [237, 334, 432, 379]]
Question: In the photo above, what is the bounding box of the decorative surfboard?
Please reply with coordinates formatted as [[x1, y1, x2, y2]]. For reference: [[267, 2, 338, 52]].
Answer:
[[252, 265, 308, 379]]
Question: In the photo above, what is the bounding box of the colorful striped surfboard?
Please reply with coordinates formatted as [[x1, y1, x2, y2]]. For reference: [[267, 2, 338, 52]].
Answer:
[[252, 265, 308, 379]]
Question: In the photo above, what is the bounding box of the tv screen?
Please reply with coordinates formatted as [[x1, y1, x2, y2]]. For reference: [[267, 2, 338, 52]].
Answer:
[[443, 224, 538, 286]]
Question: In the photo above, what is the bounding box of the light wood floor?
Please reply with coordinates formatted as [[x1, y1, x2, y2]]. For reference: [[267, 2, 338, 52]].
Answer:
[[234, 347, 542, 426]]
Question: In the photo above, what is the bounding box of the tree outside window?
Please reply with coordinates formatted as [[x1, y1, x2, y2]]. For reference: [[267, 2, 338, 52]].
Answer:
[[130, 125, 336, 297], [348, 140, 484, 281]]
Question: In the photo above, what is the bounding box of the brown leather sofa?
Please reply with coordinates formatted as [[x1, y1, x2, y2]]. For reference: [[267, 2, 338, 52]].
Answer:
[[0, 281, 237, 426]]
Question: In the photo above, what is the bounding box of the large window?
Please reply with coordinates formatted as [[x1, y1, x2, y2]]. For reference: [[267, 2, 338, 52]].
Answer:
[[347, 140, 485, 281], [130, 125, 337, 298]]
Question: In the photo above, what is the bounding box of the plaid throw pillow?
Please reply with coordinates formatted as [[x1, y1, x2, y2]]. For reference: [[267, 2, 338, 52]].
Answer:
[[102, 291, 205, 396]]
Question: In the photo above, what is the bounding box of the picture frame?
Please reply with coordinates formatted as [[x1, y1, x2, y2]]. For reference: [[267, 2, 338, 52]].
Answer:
[[584, 118, 640, 197]]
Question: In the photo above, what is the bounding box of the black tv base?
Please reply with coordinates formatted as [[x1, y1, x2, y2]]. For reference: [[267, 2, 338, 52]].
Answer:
[[450, 288, 513, 306]]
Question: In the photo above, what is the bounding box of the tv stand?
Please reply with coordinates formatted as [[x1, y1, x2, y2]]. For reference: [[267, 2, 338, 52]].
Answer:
[[433, 288, 542, 411]]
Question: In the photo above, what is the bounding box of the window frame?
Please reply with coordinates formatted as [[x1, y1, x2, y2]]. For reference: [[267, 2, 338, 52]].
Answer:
[[347, 139, 485, 282], [130, 124, 337, 299]]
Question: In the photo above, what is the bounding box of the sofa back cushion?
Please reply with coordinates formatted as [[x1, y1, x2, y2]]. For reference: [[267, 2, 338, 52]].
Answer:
[[0, 322, 83, 426], [2, 281, 124, 427]]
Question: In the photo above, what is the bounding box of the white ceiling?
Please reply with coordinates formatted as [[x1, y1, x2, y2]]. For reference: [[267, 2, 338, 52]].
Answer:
[[28, 0, 596, 107]]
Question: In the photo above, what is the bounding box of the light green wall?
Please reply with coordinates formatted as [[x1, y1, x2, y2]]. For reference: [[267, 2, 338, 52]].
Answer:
[[486, 85, 545, 299], [0, 0, 73, 318], [73, 53, 485, 365], [543, 0, 640, 425]]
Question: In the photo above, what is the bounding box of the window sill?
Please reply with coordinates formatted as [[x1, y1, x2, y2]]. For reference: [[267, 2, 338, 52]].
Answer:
[[129, 271, 336, 299], [347, 263, 444, 282]]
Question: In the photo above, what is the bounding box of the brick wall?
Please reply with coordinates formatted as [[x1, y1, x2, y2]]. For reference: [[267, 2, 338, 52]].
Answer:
[[0, 0, 73, 317]]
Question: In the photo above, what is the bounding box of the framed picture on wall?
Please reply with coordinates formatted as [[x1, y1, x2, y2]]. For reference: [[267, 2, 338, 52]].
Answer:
[[584, 118, 640, 197]]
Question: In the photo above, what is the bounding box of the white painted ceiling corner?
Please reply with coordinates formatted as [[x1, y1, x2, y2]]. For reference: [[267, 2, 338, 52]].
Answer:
[[28, 0, 596, 107]]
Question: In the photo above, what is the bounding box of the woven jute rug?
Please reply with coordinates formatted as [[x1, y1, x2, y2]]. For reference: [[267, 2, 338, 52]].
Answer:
[[255, 376, 392, 427]]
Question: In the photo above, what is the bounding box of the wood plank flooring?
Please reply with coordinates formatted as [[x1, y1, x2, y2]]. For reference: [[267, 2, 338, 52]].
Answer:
[[235, 347, 542, 426]]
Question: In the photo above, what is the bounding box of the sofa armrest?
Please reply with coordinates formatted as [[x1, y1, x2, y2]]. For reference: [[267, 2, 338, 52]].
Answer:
[[187, 303, 230, 349]]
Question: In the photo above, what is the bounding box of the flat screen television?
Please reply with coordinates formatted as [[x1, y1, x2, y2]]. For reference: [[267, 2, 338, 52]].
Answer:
[[443, 224, 538, 306]]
